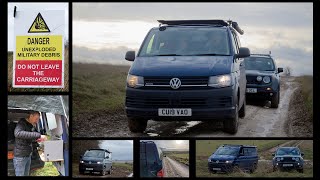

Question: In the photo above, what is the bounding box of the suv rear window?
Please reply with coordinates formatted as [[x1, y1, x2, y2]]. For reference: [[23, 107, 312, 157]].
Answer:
[[139, 27, 231, 56], [244, 57, 275, 71]]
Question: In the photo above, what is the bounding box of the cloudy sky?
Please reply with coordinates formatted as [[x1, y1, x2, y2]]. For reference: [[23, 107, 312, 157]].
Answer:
[[142, 140, 189, 151], [8, 3, 69, 51], [99, 140, 133, 161], [73, 3, 313, 76]]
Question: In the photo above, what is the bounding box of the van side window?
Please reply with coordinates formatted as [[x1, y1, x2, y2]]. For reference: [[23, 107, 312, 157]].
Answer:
[[230, 32, 238, 54], [232, 32, 239, 54], [146, 34, 155, 54], [146, 144, 157, 165], [243, 148, 250, 156]]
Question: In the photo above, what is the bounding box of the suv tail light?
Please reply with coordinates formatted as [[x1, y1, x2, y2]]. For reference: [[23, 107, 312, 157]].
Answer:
[[157, 169, 164, 177]]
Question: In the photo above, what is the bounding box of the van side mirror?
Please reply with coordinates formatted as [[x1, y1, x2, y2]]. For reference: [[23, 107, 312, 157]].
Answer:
[[236, 47, 250, 58], [80, 155, 83, 159], [301, 153, 304, 156], [125, 51, 135, 61], [272, 153, 275, 156], [106, 156, 109, 159], [278, 67, 283, 73]]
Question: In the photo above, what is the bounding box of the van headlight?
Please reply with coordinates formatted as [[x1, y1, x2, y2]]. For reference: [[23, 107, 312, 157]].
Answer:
[[208, 159, 212, 162], [127, 74, 144, 88], [225, 160, 234, 163], [80, 161, 84, 163], [263, 76, 271, 83], [208, 74, 232, 88]]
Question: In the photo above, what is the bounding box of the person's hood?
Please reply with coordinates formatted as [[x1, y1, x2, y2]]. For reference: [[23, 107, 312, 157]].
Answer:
[[129, 56, 233, 77]]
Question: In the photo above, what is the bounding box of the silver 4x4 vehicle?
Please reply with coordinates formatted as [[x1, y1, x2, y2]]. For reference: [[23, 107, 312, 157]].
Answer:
[[125, 20, 250, 134], [244, 54, 283, 108]]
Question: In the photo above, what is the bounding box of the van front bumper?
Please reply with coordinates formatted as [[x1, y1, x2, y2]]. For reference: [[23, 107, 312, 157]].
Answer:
[[79, 163, 104, 172], [125, 86, 236, 121]]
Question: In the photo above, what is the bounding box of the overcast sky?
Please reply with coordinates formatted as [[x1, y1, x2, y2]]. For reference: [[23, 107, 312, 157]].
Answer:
[[8, 3, 69, 51], [142, 140, 189, 151], [99, 140, 133, 161], [73, 3, 312, 76]]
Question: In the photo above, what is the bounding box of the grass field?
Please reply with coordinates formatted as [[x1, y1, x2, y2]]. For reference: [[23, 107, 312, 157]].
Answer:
[[7, 50, 69, 92], [164, 152, 189, 166], [295, 76, 313, 120], [196, 140, 313, 177], [30, 162, 60, 176], [112, 162, 133, 172], [73, 63, 130, 116]]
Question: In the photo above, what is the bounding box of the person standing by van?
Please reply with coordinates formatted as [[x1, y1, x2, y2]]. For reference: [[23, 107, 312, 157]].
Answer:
[[13, 111, 47, 176]]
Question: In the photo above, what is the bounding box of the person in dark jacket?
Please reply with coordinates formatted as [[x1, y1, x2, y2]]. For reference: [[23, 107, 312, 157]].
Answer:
[[13, 111, 47, 176]]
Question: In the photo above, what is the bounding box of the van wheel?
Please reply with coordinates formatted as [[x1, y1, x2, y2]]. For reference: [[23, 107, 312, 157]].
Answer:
[[100, 169, 106, 176], [128, 118, 148, 133], [250, 163, 257, 173], [239, 95, 246, 118], [223, 103, 238, 134], [297, 169, 303, 173], [271, 90, 279, 108], [272, 166, 277, 172], [108, 167, 112, 175]]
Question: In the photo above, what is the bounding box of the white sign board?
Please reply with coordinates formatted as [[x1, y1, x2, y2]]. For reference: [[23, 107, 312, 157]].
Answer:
[[13, 10, 65, 88]]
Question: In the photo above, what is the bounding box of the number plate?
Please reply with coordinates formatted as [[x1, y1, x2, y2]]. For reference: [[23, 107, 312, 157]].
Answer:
[[158, 108, 192, 116], [86, 168, 93, 170], [246, 88, 257, 93], [212, 168, 221, 171], [282, 164, 293, 167]]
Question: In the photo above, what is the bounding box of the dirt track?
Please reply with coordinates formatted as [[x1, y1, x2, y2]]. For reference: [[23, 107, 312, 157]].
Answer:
[[163, 157, 189, 177], [73, 76, 304, 137]]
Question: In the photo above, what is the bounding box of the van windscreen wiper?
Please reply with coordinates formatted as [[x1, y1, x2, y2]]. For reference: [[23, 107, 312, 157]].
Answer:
[[192, 53, 230, 56], [155, 54, 182, 56]]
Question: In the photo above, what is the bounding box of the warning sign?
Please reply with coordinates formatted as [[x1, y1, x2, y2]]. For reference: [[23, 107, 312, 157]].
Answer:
[[28, 13, 50, 33], [14, 10, 65, 88]]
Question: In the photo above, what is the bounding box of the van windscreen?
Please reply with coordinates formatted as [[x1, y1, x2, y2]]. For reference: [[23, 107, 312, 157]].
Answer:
[[139, 27, 230, 57]]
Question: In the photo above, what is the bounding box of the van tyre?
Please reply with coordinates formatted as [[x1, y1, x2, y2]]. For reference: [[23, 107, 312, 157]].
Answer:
[[271, 90, 279, 108], [128, 118, 147, 133], [250, 163, 257, 173], [108, 167, 112, 175], [100, 168, 106, 176], [297, 169, 303, 173], [223, 102, 239, 134], [239, 96, 246, 118]]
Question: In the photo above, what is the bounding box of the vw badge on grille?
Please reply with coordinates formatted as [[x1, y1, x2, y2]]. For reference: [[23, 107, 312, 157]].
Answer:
[[89, 161, 91, 164], [216, 160, 219, 163], [170, 78, 181, 89]]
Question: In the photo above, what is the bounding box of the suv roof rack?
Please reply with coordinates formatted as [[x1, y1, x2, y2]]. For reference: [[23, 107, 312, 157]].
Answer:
[[157, 19, 244, 35], [250, 54, 272, 57]]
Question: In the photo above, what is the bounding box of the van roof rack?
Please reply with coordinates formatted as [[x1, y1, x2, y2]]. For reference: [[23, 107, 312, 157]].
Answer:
[[89, 148, 112, 153], [157, 19, 244, 35], [222, 144, 257, 147]]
